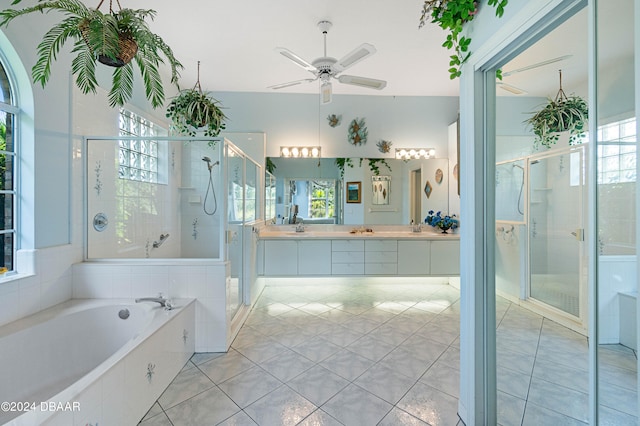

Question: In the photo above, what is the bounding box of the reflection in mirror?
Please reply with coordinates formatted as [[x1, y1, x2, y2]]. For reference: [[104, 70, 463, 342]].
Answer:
[[265, 171, 276, 222], [268, 157, 451, 225], [372, 176, 390, 205], [283, 179, 338, 224]]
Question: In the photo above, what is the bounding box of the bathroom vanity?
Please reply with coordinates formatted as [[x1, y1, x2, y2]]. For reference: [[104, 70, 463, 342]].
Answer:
[[257, 225, 460, 277]]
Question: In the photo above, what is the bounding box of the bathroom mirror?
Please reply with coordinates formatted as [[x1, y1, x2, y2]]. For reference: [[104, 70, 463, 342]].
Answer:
[[371, 176, 390, 205], [268, 157, 450, 225]]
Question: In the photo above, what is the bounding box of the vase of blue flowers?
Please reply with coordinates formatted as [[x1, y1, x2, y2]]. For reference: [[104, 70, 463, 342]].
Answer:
[[425, 210, 459, 233]]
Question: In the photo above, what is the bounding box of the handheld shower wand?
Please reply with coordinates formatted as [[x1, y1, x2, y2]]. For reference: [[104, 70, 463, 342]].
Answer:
[[202, 156, 218, 215]]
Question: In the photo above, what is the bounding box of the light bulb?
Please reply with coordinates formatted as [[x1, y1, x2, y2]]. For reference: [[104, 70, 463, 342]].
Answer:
[[282, 147, 290, 157], [301, 147, 309, 157], [409, 149, 416, 156], [429, 149, 436, 156], [311, 147, 319, 157], [292, 147, 299, 157]]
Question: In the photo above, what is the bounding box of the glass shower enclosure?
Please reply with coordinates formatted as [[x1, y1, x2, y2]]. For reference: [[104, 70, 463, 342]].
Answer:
[[85, 136, 261, 322], [528, 146, 586, 321]]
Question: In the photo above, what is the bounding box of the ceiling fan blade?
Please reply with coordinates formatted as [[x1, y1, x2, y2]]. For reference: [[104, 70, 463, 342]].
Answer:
[[275, 47, 317, 72], [321, 81, 332, 104], [338, 75, 387, 90], [502, 54, 573, 78], [268, 78, 316, 90], [496, 81, 528, 95], [333, 43, 377, 72]]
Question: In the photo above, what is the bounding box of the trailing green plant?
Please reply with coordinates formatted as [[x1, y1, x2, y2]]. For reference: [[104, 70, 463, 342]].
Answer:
[[335, 158, 353, 179], [359, 158, 392, 176], [0, 0, 182, 108], [419, 0, 508, 79], [266, 157, 276, 174], [524, 72, 588, 148], [525, 95, 588, 148], [166, 89, 226, 137]]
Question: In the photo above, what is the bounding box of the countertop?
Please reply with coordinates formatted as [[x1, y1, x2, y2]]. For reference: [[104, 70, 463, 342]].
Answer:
[[257, 226, 459, 240]]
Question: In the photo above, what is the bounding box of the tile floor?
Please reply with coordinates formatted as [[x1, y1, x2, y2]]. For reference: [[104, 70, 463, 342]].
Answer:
[[138, 279, 637, 426]]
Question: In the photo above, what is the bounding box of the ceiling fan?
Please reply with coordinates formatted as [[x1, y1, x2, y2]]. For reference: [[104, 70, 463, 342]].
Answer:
[[496, 54, 573, 95], [269, 20, 387, 104]]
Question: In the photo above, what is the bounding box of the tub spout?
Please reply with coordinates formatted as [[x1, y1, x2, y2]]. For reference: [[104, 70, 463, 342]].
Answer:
[[135, 293, 173, 310]]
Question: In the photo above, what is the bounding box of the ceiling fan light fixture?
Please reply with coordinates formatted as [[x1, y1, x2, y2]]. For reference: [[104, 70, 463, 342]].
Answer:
[[321, 81, 332, 104]]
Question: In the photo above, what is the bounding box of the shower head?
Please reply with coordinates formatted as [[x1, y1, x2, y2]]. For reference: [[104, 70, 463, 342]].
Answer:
[[202, 156, 212, 163]]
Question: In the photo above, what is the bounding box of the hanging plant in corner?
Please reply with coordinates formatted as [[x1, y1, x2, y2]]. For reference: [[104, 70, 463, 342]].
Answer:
[[419, 0, 508, 79], [166, 61, 227, 138], [524, 70, 588, 148], [0, 0, 183, 108]]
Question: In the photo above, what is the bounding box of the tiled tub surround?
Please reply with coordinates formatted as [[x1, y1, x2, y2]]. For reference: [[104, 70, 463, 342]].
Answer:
[[0, 298, 195, 426], [72, 261, 244, 352]]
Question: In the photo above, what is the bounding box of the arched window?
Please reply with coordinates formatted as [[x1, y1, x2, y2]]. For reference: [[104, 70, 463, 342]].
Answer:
[[0, 60, 17, 272]]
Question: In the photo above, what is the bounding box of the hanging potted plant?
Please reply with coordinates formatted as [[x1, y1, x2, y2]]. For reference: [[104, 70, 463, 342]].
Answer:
[[524, 70, 588, 148], [165, 61, 227, 137], [0, 0, 183, 108]]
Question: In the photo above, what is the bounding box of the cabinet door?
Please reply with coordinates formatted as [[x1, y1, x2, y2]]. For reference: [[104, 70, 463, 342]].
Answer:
[[298, 240, 332, 275], [430, 240, 460, 275], [263, 240, 298, 276], [398, 240, 430, 275]]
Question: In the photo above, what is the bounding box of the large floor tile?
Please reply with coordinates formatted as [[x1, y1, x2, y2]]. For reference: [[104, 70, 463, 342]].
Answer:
[[320, 348, 376, 381], [217, 410, 259, 425], [198, 348, 257, 384], [497, 391, 525, 426], [354, 363, 416, 404], [397, 382, 459, 425], [297, 409, 345, 426], [164, 386, 240, 426], [258, 348, 315, 382], [157, 367, 215, 410], [217, 366, 283, 408], [378, 407, 430, 425], [287, 364, 350, 406], [522, 402, 587, 426], [346, 334, 397, 362], [322, 384, 393, 426], [244, 385, 316, 426], [420, 363, 459, 398], [527, 377, 588, 423]]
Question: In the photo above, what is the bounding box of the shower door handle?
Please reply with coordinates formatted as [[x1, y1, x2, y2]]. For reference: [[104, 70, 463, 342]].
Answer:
[[571, 229, 584, 241]]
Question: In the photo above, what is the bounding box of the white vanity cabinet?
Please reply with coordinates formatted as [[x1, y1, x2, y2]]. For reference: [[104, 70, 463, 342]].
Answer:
[[398, 240, 431, 275], [298, 240, 332, 275], [430, 240, 460, 275], [365, 240, 398, 275], [263, 240, 298, 276], [260, 234, 459, 277], [331, 240, 365, 275]]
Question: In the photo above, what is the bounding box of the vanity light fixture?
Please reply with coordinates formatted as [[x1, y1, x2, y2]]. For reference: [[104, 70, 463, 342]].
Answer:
[[280, 146, 321, 158], [395, 148, 436, 160]]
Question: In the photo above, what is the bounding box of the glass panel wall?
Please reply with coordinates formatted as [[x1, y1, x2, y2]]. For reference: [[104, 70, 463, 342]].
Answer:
[[596, 0, 638, 423]]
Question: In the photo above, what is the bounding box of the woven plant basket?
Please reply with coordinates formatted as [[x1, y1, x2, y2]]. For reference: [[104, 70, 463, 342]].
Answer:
[[79, 21, 138, 67]]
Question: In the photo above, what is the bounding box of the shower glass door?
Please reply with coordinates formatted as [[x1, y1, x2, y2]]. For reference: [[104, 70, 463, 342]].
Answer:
[[226, 144, 244, 320], [528, 147, 585, 320]]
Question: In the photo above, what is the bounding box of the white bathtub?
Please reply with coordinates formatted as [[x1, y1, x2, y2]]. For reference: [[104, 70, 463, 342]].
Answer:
[[0, 298, 195, 426]]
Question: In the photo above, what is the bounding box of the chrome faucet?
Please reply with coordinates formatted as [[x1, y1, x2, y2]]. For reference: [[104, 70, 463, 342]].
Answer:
[[135, 293, 173, 310], [152, 233, 170, 248]]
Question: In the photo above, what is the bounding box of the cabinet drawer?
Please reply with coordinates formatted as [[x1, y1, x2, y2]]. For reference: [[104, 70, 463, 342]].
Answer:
[[365, 251, 398, 264], [365, 240, 397, 252], [365, 262, 398, 275], [332, 240, 364, 252], [332, 263, 365, 275], [332, 251, 365, 264]]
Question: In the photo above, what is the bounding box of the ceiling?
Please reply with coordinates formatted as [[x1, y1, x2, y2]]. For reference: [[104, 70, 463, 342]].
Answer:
[[120, 1, 612, 99]]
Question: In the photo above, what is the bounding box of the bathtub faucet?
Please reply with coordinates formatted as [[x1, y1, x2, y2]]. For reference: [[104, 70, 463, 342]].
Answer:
[[152, 233, 170, 248], [135, 293, 173, 310]]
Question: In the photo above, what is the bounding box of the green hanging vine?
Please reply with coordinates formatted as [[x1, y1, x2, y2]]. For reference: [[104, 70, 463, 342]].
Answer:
[[419, 0, 508, 79]]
